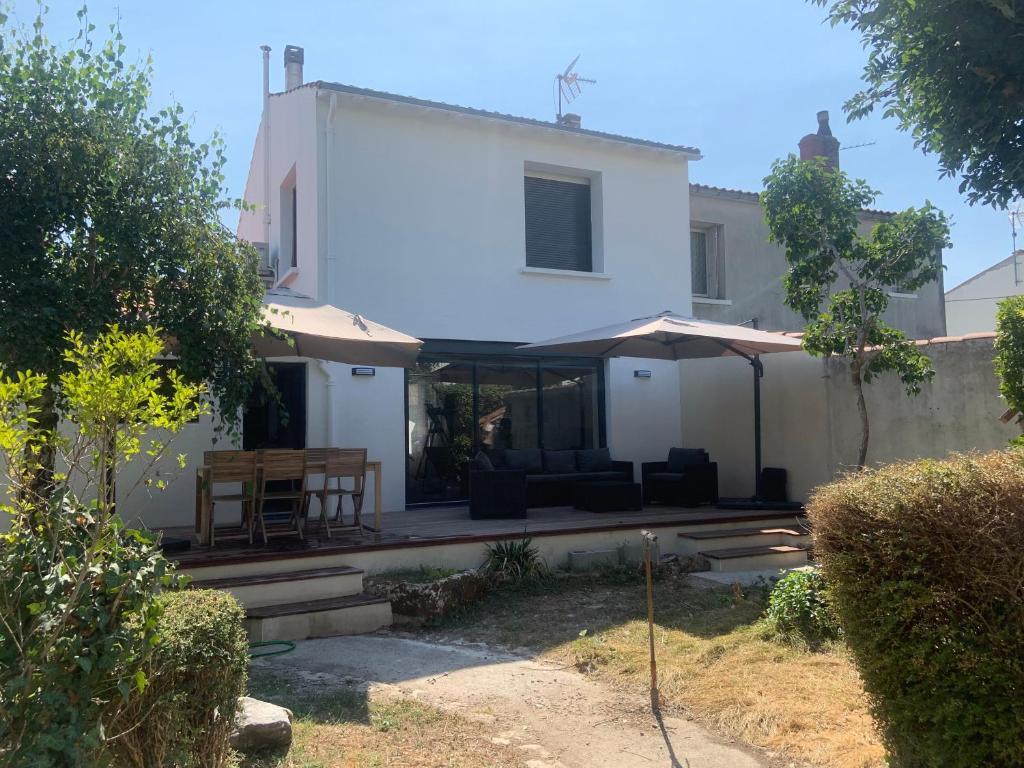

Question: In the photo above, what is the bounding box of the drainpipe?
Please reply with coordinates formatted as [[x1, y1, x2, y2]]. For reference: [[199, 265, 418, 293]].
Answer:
[[325, 92, 338, 305], [318, 92, 341, 449], [318, 360, 339, 448], [261, 45, 272, 265]]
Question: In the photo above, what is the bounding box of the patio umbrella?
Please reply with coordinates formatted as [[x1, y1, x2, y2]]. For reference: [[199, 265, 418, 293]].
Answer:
[[254, 288, 422, 367], [519, 311, 803, 499]]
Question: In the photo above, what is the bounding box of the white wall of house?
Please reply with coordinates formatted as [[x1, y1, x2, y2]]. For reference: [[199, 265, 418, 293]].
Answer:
[[945, 253, 1024, 335], [679, 336, 1015, 502], [314, 91, 694, 508], [688, 185, 948, 340], [126, 82, 697, 530]]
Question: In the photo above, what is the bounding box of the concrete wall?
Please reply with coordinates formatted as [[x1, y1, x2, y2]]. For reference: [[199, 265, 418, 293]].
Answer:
[[945, 253, 1024, 335], [680, 336, 1016, 502], [688, 186, 948, 340]]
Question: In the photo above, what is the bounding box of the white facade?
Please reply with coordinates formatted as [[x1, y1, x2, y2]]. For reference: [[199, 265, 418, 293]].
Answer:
[[131, 77, 699, 530], [945, 252, 1024, 335]]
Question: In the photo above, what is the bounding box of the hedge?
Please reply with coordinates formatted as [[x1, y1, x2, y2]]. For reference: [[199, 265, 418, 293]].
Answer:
[[809, 450, 1024, 768], [106, 589, 249, 768]]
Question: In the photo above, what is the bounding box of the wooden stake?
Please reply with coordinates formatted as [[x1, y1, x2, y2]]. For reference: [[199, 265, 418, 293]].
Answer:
[[642, 529, 658, 710]]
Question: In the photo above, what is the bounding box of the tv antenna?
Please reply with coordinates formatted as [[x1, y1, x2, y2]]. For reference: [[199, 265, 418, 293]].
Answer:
[[840, 140, 877, 151], [556, 54, 596, 120], [1010, 201, 1024, 250]]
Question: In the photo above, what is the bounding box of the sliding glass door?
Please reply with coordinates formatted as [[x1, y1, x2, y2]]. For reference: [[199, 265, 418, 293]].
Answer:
[[405, 347, 605, 506]]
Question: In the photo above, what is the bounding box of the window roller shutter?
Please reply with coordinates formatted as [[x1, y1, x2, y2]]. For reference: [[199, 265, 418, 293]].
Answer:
[[525, 176, 592, 271]]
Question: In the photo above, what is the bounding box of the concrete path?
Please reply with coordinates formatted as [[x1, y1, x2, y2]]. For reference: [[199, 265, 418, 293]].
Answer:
[[255, 634, 769, 768]]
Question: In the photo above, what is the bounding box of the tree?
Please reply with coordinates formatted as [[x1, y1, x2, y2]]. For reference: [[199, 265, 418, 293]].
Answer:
[[813, 0, 1024, 208], [993, 295, 1024, 444], [762, 156, 951, 468], [0, 326, 204, 766], [0, 7, 266, 451]]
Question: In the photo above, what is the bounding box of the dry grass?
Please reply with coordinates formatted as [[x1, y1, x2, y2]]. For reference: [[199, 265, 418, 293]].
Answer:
[[241, 674, 521, 768], [429, 570, 884, 768]]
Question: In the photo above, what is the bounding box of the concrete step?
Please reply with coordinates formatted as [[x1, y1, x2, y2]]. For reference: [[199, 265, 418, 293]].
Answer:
[[192, 565, 365, 609], [245, 593, 393, 642], [678, 526, 808, 556], [699, 544, 809, 572]]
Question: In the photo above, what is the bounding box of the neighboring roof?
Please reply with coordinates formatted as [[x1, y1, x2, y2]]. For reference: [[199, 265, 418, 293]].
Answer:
[[945, 253, 1018, 296], [690, 182, 896, 218], [293, 81, 701, 158]]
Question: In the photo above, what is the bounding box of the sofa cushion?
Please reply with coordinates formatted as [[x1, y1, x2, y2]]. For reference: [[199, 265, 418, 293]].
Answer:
[[505, 448, 543, 474], [576, 447, 612, 472], [472, 451, 494, 472], [543, 450, 577, 474], [667, 448, 707, 473]]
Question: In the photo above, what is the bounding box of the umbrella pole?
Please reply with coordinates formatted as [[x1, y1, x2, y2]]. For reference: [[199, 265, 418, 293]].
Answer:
[[752, 355, 763, 500]]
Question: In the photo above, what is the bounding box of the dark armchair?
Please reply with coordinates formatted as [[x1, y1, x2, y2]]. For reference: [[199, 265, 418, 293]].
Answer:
[[642, 448, 719, 507]]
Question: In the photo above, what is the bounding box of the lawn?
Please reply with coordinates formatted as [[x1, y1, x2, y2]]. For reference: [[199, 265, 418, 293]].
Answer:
[[241, 673, 520, 768], [425, 569, 884, 768]]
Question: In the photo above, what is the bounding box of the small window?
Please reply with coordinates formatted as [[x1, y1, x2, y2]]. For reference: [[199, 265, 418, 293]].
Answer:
[[690, 224, 723, 299], [279, 170, 297, 272], [524, 175, 592, 272], [691, 230, 709, 296], [289, 186, 297, 269]]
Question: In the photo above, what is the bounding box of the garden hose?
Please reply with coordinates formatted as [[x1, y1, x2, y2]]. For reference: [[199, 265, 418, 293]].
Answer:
[[248, 640, 296, 658]]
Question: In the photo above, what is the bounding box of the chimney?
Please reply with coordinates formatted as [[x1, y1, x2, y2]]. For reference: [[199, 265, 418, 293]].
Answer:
[[283, 45, 304, 91], [798, 110, 840, 170], [557, 112, 582, 129]]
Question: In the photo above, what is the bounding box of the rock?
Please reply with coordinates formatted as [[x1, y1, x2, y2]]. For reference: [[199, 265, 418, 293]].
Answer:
[[229, 696, 293, 752], [367, 569, 490, 624]]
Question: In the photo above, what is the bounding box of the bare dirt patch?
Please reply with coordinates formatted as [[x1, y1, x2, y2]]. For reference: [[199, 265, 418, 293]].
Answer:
[[251, 633, 768, 768], [424, 571, 884, 768]]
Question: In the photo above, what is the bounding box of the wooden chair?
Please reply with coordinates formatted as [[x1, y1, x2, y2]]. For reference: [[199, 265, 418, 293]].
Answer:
[[203, 450, 258, 546], [303, 448, 367, 539], [255, 449, 307, 543]]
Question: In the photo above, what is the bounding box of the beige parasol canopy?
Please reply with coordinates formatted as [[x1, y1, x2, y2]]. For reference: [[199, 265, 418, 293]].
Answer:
[[518, 311, 802, 359], [254, 288, 422, 367], [519, 311, 804, 502]]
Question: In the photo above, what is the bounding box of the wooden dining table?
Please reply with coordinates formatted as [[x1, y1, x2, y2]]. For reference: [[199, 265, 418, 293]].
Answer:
[[194, 456, 382, 546]]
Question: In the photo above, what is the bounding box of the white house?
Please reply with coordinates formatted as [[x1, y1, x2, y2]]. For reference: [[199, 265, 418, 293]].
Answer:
[[945, 252, 1024, 335], [124, 46, 700, 530]]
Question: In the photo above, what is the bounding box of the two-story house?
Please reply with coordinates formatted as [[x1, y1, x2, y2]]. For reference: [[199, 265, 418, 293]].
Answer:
[[227, 46, 699, 518], [687, 113, 947, 339]]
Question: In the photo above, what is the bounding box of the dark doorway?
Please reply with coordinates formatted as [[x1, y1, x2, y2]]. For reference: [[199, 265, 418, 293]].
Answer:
[[244, 363, 307, 450]]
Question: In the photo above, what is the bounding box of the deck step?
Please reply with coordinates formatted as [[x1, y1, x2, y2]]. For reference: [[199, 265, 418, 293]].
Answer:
[[244, 593, 392, 642], [677, 526, 808, 556], [699, 544, 809, 572], [193, 565, 365, 609]]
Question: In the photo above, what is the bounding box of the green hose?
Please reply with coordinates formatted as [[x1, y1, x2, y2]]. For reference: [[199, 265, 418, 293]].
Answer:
[[249, 640, 296, 658]]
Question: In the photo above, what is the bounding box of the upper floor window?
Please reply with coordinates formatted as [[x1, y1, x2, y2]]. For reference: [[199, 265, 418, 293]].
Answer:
[[690, 223, 723, 298], [280, 167, 297, 272], [524, 174, 592, 272]]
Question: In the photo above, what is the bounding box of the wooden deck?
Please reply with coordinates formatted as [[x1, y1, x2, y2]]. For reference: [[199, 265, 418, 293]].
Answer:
[[164, 503, 806, 570]]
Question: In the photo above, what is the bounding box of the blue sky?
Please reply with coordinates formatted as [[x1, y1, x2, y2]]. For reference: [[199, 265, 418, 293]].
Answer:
[[10, 0, 1013, 289]]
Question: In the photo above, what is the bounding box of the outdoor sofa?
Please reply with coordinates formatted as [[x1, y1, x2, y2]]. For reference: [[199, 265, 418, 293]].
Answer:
[[469, 447, 634, 519], [641, 447, 719, 507]]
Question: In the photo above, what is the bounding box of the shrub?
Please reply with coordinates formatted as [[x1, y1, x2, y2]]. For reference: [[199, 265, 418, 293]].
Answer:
[[0, 327, 204, 766], [810, 450, 1024, 768], [483, 538, 549, 583], [107, 590, 249, 768], [763, 567, 840, 648]]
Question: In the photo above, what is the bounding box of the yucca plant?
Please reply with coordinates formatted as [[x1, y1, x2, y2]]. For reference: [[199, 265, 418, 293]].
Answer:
[[483, 537, 549, 584]]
